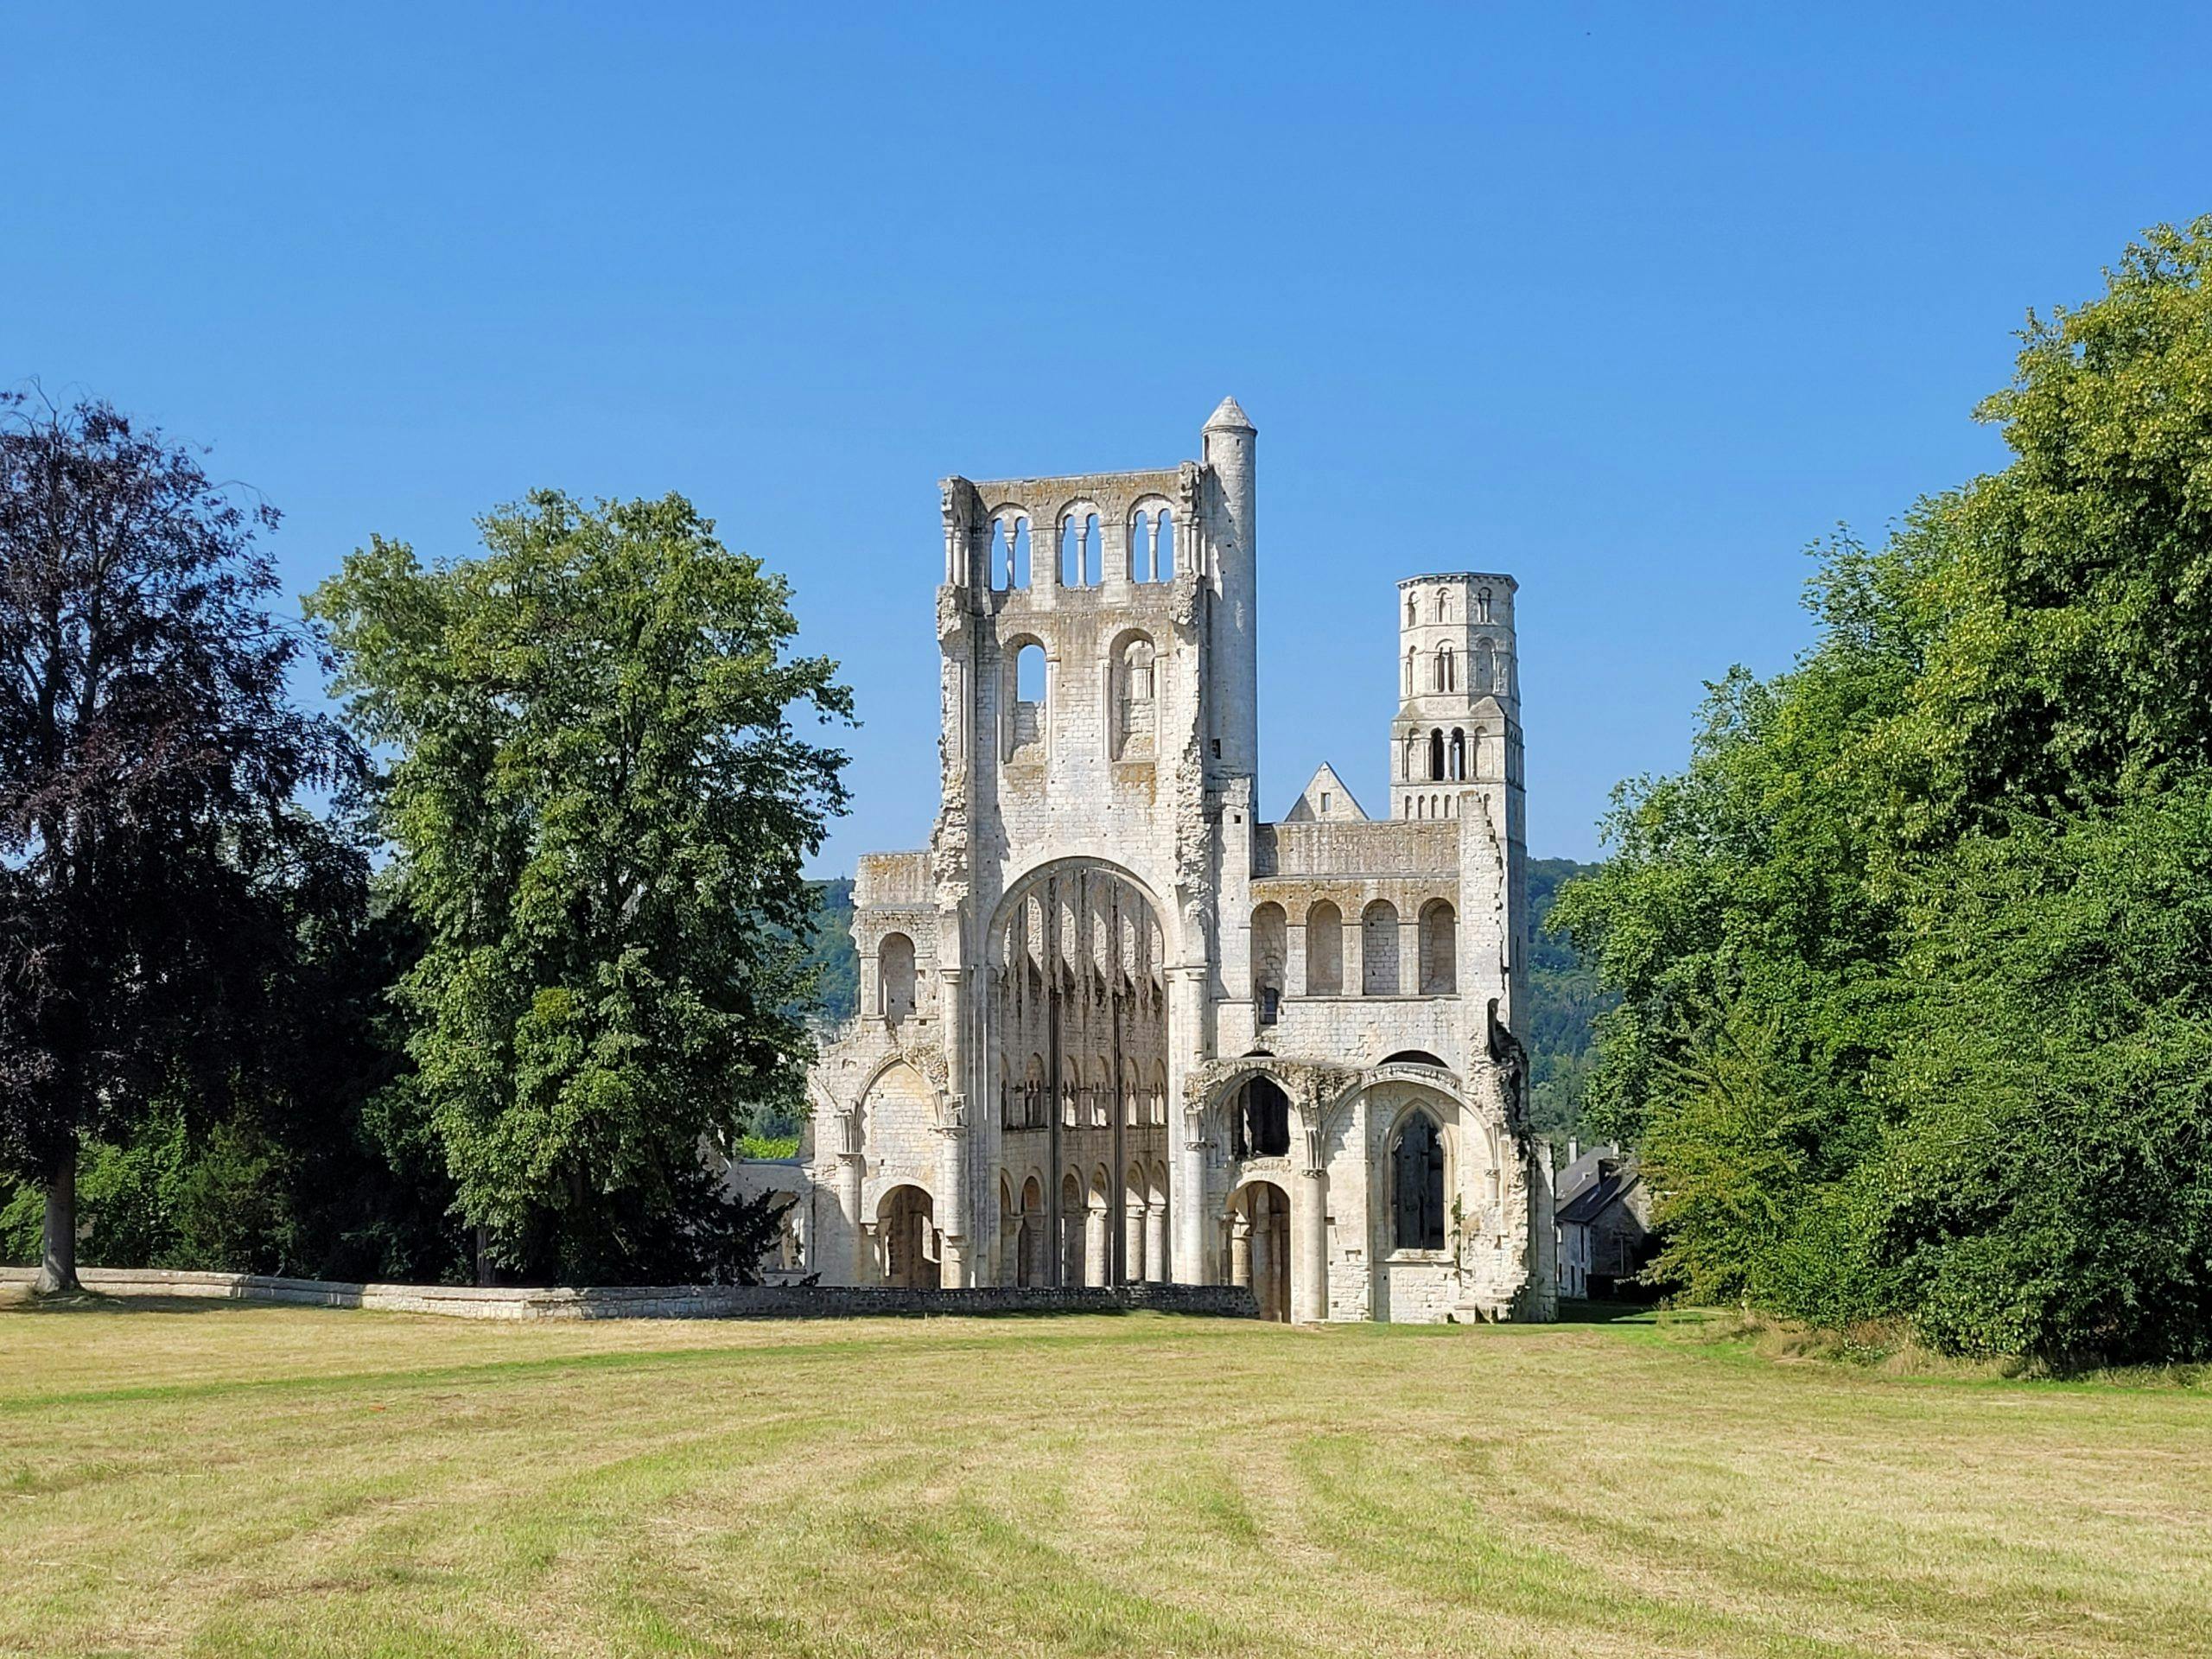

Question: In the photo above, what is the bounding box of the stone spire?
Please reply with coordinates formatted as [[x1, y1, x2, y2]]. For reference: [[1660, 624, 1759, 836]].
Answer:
[[1204, 395, 1255, 433]]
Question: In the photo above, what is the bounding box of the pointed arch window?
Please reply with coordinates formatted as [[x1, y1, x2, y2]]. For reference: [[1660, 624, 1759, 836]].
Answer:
[[1391, 1111, 1446, 1250], [1230, 1075, 1291, 1160]]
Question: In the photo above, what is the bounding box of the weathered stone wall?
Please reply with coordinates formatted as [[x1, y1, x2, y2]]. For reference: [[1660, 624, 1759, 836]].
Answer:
[[787, 399, 1547, 1323], [0, 1267, 1257, 1322]]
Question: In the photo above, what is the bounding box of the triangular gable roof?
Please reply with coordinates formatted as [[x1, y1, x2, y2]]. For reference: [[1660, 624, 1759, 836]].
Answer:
[[1282, 763, 1367, 823]]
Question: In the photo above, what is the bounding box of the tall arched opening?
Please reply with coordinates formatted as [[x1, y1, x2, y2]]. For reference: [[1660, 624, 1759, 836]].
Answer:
[[877, 1184, 938, 1289], [988, 861, 1171, 1287], [1225, 1180, 1293, 1322]]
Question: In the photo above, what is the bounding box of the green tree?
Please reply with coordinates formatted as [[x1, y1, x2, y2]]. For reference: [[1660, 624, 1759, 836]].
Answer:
[[309, 492, 850, 1284], [1553, 218, 2212, 1360], [0, 393, 360, 1294]]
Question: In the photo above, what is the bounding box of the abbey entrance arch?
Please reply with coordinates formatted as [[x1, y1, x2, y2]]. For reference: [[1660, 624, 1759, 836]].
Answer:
[[985, 858, 1172, 1287]]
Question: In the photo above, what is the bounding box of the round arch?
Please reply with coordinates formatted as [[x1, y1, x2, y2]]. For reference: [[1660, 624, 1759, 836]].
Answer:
[[987, 855, 1173, 1294], [987, 855, 1178, 968], [874, 1181, 939, 1289]]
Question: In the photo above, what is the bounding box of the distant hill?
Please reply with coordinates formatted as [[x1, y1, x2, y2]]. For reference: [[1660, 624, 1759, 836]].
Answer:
[[804, 877, 857, 1023], [1524, 857, 1612, 1152], [798, 862, 1608, 1150]]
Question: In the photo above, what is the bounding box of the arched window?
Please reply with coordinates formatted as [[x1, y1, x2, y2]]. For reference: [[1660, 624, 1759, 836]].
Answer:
[[1131, 505, 1175, 582], [1251, 903, 1286, 1025], [1428, 728, 1445, 781], [1449, 728, 1465, 781], [1116, 636, 1157, 759], [1401, 733, 1416, 780], [1060, 511, 1102, 587], [1391, 1111, 1446, 1250], [1433, 588, 1449, 622], [1406, 594, 1417, 626], [879, 931, 916, 1021], [1305, 900, 1343, 995], [1362, 900, 1400, 995], [1011, 642, 1046, 753], [1419, 899, 1456, 994], [1402, 648, 1416, 698], [1381, 1048, 1446, 1067], [1473, 638, 1496, 695], [1230, 1075, 1291, 1160], [990, 513, 1032, 591], [1476, 587, 1492, 624]]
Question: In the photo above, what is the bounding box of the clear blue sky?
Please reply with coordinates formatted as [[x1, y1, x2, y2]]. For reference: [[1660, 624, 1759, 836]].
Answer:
[[8, 5, 2208, 870]]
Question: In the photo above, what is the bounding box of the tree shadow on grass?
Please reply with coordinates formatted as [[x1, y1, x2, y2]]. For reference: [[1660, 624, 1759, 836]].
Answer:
[[1553, 1296, 1662, 1327], [0, 1289, 306, 1317]]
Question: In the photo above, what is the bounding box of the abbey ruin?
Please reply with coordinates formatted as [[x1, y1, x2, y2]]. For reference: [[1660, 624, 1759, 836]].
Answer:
[[751, 398, 1557, 1322]]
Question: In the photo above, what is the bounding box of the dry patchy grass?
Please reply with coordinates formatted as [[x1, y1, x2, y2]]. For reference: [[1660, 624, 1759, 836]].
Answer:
[[1, 1300, 2207, 1657]]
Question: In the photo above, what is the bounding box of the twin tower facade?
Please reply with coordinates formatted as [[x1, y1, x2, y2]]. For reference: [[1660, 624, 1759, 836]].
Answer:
[[758, 398, 1554, 1322]]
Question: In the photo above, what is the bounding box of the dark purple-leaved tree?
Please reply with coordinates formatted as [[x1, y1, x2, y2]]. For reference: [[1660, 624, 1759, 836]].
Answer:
[[0, 391, 359, 1294]]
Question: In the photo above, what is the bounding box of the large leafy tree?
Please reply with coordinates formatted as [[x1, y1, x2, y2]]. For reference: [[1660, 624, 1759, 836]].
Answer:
[[310, 492, 850, 1283], [1555, 218, 2212, 1361], [0, 392, 359, 1293]]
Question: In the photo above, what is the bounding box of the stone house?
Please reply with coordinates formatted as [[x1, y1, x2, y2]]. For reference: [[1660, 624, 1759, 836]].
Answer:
[[1554, 1142, 1652, 1300], [742, 399, 1556, 1322]]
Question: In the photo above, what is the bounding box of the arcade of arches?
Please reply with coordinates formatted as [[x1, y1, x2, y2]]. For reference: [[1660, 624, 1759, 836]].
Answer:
[[988, 863, 1172, 1291]]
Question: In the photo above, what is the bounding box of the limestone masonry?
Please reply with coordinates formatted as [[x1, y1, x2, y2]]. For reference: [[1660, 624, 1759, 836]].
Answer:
[[737, 399, 1556, 1322]]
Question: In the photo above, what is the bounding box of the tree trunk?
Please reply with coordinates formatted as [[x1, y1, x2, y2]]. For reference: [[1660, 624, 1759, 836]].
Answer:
[[35, 1145, 79, 1295]]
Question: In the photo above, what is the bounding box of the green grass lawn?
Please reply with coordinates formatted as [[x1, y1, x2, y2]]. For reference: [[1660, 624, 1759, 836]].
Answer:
[[2, 1300, 2207, 1657]]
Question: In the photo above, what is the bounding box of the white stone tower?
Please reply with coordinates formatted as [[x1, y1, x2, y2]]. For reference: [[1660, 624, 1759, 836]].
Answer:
[[1388, 572, 1526, 1018], [1201, 397, 1259, 786], [1388, 574, 1517, 817]]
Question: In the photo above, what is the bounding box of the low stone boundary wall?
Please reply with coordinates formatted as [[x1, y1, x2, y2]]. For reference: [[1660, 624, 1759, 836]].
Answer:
[[0, 1266, 1260, 1322]]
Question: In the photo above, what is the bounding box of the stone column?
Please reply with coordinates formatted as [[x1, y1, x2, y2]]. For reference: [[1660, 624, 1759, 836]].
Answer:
[[1084, 1202, 1109, 1288], [836, 1117, 867, 1287], [938, 1119, 969, 1288], [1122, 1197, 1145, 1284], [1293, 1165, 1330, 1323], [1177, 1110, 1208, 1285], [1230, 1210, 1253, 1289], [1170, 957, 1211, 1284], [1144, 1198, 1168, 1284], [1249, 1206, 1272, 1315]]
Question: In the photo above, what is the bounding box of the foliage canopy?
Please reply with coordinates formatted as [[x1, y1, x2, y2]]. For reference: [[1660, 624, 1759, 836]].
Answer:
[[310, 492, 851, 1284], [1553, 218, 2212, 1362]]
